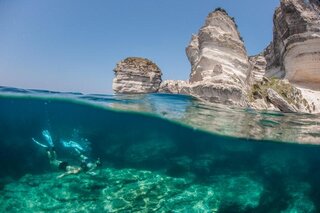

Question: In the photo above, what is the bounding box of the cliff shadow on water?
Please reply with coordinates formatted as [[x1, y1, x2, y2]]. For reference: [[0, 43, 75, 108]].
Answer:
[[1, 95, 320, 211]]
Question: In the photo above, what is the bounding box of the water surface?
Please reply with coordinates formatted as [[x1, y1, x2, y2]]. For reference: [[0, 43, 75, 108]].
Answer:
[[0, 86, 319, 212]]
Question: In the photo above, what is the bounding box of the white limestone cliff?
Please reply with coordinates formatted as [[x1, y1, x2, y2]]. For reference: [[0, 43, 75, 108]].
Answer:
[[158, 80, 189, 94], [248, 55, 267, 85], [265, 0, 320, 88], [116, 1, 320, 113], [160, 8, 250, 106], [259, 0, 320, 113]]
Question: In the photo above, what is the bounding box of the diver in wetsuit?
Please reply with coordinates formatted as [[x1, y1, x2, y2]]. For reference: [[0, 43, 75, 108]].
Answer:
[[32, 130, 100, 178]]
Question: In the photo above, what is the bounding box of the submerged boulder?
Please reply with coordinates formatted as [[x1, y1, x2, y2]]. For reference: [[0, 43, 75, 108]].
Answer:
[[113, 57, 162, 94]]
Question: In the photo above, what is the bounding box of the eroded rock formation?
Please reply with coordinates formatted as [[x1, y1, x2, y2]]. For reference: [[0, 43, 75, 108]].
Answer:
[[248, 54, 267, 85], [186, 9, 250, 106], [160, 8, 250, 106], [187, 9, 250, 84], [158, 80, 189, 94], [179, 1, 320, 112], [265, 0, 320, 89], [117, 0, 320, 113], [113, 57, 162, 94], [254, 0, 320, 113]]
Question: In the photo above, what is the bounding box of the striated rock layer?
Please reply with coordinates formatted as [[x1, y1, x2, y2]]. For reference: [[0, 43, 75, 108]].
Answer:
[[265, 0, 320, 89], [179, 1, 320, 113], [248, 54, 267, 85], [113, 57, 162, 94], [256, 0, 320, 113], [120, 0, 320, 113], [184, 8, 250, 106], [187, 9, 250, 84], [158, 80, 189, 94], [160, 9, 252, 106]]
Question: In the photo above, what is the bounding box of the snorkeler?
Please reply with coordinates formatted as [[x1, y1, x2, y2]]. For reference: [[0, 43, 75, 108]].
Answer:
[[61, 138, 102, 174], [80, 155, 102, 175], [32, 130, 100, 178]]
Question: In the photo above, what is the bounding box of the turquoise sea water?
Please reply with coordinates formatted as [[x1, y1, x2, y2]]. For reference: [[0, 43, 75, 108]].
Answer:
[[0, 86, 320, 212]]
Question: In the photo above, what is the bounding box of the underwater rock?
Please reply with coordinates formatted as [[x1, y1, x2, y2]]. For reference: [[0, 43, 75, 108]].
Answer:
[[112, 57, 162, 94], [0, 168, 266, 212], [282, 181, 316, 213], [259, 149, 309, 177], [166, 156, 193, 177]]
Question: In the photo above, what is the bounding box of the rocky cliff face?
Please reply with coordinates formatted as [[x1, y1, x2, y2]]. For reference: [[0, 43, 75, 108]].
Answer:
[[158, 80, 190, 94], [159, 3, 320, 113], [113, 57, 162, 94], [118, 1, 320, 113], [160, 9, 251, 106], [248, 55, 267, 85], [183, 9, 250, 106], [187, 9, 250, 85], [254, 0, 320, 113], [265, 0, 320, 89]]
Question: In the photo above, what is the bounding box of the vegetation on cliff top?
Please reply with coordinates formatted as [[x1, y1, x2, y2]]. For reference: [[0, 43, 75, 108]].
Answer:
[[114, 57, 161, 73]]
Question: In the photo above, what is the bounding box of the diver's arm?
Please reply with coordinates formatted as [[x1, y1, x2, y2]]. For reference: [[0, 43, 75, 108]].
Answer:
[[86, 159, 101, 175], [57, 166, 82, 179], [57, 172, 71, 179], [87, 165, 97, 174]]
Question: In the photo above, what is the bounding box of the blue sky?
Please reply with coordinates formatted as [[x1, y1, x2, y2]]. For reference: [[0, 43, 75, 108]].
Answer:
[[0, 0, 279, 94]]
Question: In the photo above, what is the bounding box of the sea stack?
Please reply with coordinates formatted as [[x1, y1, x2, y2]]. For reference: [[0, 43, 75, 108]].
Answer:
[[113, 57, 162, 94], [185, 8, 250, 106], [161, 8, 250, 106], [186, 8, 250, 85]]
